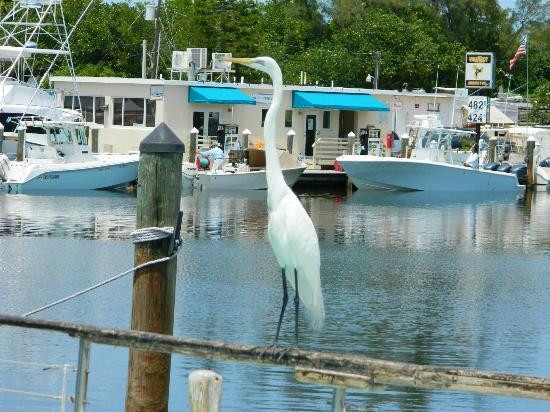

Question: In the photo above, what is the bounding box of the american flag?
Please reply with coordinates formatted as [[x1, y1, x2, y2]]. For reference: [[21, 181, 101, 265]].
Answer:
[[509, 36, 527, 70]]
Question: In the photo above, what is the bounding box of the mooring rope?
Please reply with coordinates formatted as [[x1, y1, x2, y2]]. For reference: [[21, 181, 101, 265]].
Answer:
[[21, 227, 180, 318]]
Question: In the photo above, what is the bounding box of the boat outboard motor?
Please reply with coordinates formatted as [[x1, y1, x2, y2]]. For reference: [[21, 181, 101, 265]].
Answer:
[[483, 162, 500, 171], [539, 157, 550, 168], [497, 164, 512, 173], [511, 164, 527, 185]]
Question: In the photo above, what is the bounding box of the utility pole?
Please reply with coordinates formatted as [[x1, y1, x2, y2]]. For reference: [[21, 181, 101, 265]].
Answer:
[[151, 0, 162, 79], [374, 51, 381, 90]]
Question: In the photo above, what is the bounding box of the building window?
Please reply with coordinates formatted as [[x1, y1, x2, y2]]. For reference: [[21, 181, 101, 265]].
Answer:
[[323, 111, 330, 129], [261, 109, 268, 127], [428, 103, 440, 112], [64, 96, 105, 124], [285, 110, 292, 127], [112, 98, 156, 127], [414, 103, 420, 109]]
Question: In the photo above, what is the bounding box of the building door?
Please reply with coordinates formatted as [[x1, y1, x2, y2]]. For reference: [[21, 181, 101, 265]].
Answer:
[[192, 111, 220, 137], [339, 110, 355, 138], [305, 114, 316, 156]]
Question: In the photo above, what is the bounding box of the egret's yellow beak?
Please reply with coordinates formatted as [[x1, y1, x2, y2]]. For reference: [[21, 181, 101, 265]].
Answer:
[[222, 57, 254, 66]]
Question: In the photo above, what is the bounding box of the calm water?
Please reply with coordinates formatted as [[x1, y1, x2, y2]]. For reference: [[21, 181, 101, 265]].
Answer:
[[1, 188, 549, 411]]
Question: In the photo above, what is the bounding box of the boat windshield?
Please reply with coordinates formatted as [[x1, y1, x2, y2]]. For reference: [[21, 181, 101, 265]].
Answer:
[[50, 127, 73, 144], [75, 126, 88, 146]]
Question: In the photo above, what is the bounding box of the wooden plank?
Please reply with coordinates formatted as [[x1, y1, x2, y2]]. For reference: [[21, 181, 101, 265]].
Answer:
[[2, 314, 549, 400]]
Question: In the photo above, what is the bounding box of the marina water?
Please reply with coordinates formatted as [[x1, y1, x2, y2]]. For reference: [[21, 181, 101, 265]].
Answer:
[[1, 189, 549, 411]]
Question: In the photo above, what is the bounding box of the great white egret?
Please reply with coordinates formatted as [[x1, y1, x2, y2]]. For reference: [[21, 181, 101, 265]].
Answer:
[[225, 57, 325, 345]]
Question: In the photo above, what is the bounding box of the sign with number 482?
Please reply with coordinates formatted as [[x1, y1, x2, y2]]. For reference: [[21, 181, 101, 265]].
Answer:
[[467, 96, 489, 124]]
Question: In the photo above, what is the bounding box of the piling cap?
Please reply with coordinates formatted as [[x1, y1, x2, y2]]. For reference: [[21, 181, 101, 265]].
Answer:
[[140, 123, 185, 154]]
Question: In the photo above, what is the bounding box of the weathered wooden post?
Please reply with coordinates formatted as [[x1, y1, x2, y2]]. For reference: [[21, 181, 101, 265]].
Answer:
[[331, 387, 346, 412], [91, 128, 99, 153], [489, 136, 497, 163], [526, 136, 536, 187], [242, 128, 251, 150], [401, 134, 409, 158], [189, 127, 198, 162], [347, 131, 355, 155], [287, 129, 295, 154], [0, 123, 4, 153], [16, 126, 26, 161], [125, 123, 184, 412], [188, 370, 223, 412]]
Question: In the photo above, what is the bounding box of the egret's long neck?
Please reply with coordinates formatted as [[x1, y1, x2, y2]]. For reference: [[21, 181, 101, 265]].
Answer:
[[264, 65, 286, 196]]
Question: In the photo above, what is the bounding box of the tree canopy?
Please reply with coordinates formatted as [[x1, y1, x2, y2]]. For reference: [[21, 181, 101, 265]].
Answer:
[[46, 0, 549, 120]]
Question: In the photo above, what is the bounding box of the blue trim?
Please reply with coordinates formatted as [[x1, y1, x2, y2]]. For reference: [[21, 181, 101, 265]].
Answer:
[[292, 91, 389, 111], [188, 86, 256, 105]]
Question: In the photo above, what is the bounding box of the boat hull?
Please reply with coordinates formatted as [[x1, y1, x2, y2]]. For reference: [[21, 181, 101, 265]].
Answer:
[[0, 155, 139, 193], [196, 167, 305, 190], [338, 155, 523, 192]]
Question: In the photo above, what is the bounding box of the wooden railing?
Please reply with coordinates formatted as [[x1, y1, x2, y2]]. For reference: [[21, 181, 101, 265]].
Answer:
[[313, 137, 357, 167], [1, 313, 550, 411]]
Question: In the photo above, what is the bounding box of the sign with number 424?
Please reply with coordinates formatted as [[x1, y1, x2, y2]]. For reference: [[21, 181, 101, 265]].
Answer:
[[467, 96, 489, 124]]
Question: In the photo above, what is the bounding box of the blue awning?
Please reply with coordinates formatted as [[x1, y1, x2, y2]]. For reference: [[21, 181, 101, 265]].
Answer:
[[292, 91, 389, 111], [188, 86, 256, 105]]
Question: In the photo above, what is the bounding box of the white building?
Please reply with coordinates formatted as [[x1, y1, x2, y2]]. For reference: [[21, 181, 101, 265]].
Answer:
[[50, 76, 461, 159]]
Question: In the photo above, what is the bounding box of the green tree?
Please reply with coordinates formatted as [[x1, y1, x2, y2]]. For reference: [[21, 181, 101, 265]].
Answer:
[[530, 80, 550, 125]]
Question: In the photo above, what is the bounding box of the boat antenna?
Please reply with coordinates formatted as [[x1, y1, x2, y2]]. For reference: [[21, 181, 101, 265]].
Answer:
[[151, 0, 162, 79], [450, 66, 459, 127], [433, 64, 439, 117], [20, 0, 96, 121]]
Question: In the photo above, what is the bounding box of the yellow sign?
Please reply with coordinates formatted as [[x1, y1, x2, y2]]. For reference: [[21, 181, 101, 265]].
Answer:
[[465, 52, 495, 89]]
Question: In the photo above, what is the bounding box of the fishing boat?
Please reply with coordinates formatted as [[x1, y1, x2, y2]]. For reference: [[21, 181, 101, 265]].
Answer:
[[0, 121, 138, 193], [195, 150, 305, 190], [0, 0, 139, 192], [338, 119, 523, 192]]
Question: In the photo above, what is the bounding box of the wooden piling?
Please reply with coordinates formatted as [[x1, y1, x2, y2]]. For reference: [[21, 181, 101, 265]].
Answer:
[[188, 370, 223, 412], [189, 127, 198, 162], [16, 127, 25, 161], [401, 136, 409, 159], [0, 123, 4, 153], [125, 123, 184, 412], [91, 129, 99, 154], [526, 136, 536, 187], [346, 131, 355, 155], [489, 136, 497, 163], [287, 129, 295, 154]]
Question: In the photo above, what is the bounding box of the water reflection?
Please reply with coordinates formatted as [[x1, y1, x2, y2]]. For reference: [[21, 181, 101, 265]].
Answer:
[[1, 189, 549, 256], [1, 189, 550, 411]]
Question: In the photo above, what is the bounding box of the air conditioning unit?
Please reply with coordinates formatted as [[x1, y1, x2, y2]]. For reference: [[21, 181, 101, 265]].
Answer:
[[212, 52, 232, 71], [171, 51, 189, 72], [186, 48, 208, 70]]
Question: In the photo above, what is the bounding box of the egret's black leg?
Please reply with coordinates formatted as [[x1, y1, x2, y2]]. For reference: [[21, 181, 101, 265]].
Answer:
[[274, 268, 288, 343], [294, 268, 299, 346]]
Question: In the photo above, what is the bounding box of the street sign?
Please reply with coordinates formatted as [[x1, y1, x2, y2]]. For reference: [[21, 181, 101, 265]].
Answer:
[[467, 96, 489, 124], [465, 52, 495, 89]]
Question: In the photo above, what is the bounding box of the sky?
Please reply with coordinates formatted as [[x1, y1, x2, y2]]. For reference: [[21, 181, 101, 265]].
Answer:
[[498, 0, 517, 9]]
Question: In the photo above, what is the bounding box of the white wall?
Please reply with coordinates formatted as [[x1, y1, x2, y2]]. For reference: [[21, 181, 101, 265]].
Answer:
[[52, 77, 456, 155]]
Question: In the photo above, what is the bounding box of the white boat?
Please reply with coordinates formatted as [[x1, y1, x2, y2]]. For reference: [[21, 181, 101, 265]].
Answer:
[[337, 154, 522, 192], [338, 118, 523, 192], [483, 126, 550, 187], [195, 150, 305, 190], [197, 165, 305, 190], [0, 121, 138, 193]]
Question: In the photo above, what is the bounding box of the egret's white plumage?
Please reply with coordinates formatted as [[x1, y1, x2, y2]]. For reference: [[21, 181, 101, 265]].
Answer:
[[227, 57, 325, 334]]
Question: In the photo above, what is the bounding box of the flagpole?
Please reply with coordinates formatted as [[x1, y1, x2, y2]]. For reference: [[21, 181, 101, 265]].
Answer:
[[525, 35, 529, 130]]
